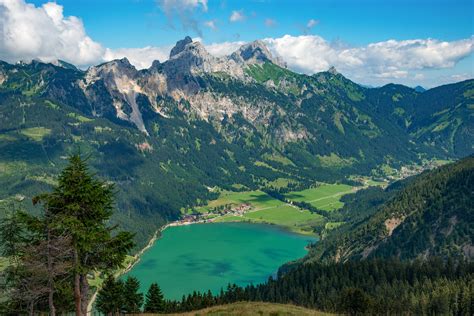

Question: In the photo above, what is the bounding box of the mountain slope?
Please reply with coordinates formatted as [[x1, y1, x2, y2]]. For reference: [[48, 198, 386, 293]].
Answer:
[[0, 37, 473, 248], [309, 156, 474, 262], [365, 80, 474, 157]]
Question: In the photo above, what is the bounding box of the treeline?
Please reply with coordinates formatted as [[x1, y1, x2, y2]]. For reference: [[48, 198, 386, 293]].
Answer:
[[96, 258, 474, 315], [0, 155, 134, 316]]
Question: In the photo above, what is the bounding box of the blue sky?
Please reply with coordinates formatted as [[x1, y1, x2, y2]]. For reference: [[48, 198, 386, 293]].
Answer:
[[29, 0, 473, 48], [3, 0, 474, 87]]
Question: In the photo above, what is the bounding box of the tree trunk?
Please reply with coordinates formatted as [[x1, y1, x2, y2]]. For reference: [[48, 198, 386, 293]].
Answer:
[[47, 227, 56, 316], [80, 274, 89, 316], [74, 249, 82, 316]]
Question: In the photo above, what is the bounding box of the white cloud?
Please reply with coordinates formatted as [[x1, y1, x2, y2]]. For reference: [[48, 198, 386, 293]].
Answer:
[[156, 0, 208, 36], [104, 46, 172, 69], [158, 0, 208, 13], [262, 35, 474, 83], [204, 19, 217, 30], [264, 18, 276, 27], [0, 0, 104, 67], [229, 10, 245, 22], [205, 40, 246, 57]]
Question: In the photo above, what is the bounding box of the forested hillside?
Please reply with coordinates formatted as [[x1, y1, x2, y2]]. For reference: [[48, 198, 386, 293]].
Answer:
[[308, 156, 474, 262]]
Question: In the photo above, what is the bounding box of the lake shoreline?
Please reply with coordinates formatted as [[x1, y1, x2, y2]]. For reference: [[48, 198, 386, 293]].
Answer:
[[123, 222, 315, 300], [87, 219, 315, 314]]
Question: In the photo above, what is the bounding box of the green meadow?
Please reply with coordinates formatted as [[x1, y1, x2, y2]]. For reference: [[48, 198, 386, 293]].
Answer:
[[189, 183, 358, 234], [194, 190, 282, 213], [284, 184, 354, 211], [20, 127, 51, 141], [196, 189, 328, 234]]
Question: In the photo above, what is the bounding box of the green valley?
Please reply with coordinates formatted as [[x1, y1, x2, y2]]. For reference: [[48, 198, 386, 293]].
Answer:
[[185, 183, 359, 234]]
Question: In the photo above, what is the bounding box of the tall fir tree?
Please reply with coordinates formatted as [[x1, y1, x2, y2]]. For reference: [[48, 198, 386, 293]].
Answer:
[[33, 154, 134, 316], [95, 276, 125, 316], [123, 276, 144, 313], [144, 283, 165, 313]]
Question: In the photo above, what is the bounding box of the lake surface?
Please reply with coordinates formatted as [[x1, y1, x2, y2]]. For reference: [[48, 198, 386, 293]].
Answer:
[[123, 222, 315, 300]]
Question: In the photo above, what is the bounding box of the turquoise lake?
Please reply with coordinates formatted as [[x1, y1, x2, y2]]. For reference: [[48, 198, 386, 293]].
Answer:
[[123, 222, 315, 300]]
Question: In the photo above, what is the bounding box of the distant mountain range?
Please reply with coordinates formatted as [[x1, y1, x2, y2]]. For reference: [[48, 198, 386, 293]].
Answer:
[[0, 36, 473, 247]]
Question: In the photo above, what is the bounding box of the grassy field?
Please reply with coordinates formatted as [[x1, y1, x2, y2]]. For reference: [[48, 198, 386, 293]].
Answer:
[[20, 127, 52, 141], [284, 184, 355, 211], [215, 204, 323, 234], [194, 184, 360, 233], [194, 190, 282, 214], [195, 190, 323, 234], [160, 301, 331, 316]]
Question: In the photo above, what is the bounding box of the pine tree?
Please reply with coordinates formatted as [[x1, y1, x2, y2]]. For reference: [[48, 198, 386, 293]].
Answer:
[[122, 276, 143, 313], [95, 276, 124, 316], [144, 283, 165, 313], [339, 287, 372, 315], [33, 154, 135, 316]]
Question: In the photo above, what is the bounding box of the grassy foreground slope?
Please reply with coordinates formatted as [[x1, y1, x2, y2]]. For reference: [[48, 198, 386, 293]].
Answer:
[[160, 302, 331, 316]]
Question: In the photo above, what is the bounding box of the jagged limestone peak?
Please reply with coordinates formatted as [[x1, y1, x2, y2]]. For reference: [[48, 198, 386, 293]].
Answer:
[[231, 40, 285, 67], [170, 36, 193, 58]]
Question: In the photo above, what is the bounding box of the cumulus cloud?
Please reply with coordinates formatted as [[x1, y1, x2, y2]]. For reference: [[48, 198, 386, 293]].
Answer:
[[104, 46, 172, 69], [0, 0, 104, 67], [229, 10, 245, 22], [156, 0, 208, 36], [262, 35, 474, 83], [205, 40, 246, 57]]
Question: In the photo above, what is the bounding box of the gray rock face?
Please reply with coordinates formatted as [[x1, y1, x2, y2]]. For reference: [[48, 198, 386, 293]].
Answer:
[[79, 36, 294, 137], [230, 40, 285, 67], [169, 36, 193, 58]]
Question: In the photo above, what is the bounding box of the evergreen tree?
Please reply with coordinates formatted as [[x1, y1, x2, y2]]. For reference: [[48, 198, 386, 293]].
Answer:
[[95, 276, 124, 316], [339, 288, 371, 315], [0, 204, 72, 316], [33, 154, 135, 316], [144, 283, 165, 313], [123, 276, 143, 313]]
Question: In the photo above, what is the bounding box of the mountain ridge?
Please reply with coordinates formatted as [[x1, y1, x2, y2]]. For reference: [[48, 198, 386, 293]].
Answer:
[[0, 36, 472, 248]]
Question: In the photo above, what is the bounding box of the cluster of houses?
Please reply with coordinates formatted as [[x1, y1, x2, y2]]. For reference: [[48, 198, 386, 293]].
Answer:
[[178, 203, 253, 224], [391, 160, 445, 181]]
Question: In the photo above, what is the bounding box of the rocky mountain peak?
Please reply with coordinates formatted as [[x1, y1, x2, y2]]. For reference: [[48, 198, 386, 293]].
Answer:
[[164, 38, 217, 76], [51, 60, 78, 70], [170, 36, 193, 58], [328, 66, 338, 75], [230, 40, 285, 67]]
